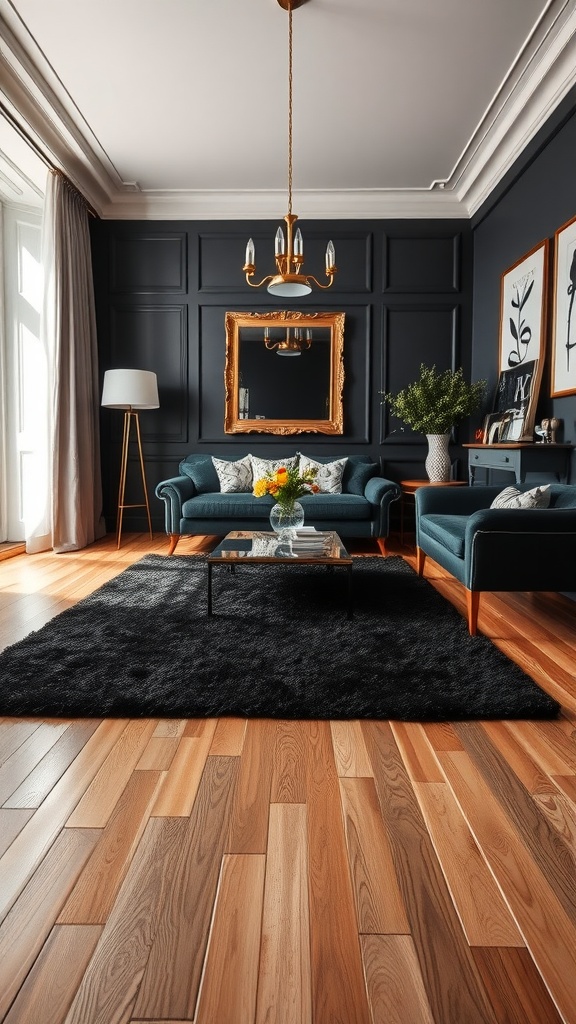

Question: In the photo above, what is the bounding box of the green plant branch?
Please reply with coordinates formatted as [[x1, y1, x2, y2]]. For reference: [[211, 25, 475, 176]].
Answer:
[[381, 364, 486, 435]]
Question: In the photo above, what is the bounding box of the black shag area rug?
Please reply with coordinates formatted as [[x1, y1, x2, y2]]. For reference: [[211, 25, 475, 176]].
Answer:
[[0, 555, 559, 720]]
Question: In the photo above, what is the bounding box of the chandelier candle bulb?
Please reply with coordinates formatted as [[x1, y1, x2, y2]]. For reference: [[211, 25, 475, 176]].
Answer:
[[275, 227, 285, 255], [326, 240, 336, 270], [294, 228, 303, 257], [245, 238, 255, 265]]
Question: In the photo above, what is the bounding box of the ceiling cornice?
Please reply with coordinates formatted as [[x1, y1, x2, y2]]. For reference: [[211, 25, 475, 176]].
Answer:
[[1, 0, 575, 221]]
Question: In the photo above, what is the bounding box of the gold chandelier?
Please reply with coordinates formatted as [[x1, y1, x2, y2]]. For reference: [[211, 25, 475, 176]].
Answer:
[[243, 0, 337, 297], [264, 325, 312, 356]]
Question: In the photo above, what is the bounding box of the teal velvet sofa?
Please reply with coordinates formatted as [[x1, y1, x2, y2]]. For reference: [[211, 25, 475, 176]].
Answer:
[[415, 483, 576, 636], [155, 454, 400, 554]]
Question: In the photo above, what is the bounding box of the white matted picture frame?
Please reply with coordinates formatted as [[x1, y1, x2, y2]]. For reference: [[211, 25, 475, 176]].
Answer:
[[498, 239, 549, 379], [551, 212, 576, 397]]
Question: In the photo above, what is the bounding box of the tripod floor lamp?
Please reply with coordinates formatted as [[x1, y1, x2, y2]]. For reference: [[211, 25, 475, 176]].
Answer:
[[101, 368, 160, 547]]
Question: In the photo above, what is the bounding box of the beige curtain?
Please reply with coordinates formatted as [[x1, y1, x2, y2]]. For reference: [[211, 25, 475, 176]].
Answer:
[[27, 169, 105, 553]]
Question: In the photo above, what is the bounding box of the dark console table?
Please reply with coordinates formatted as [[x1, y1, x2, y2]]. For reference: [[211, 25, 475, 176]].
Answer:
[[463, 443, 573, 485]]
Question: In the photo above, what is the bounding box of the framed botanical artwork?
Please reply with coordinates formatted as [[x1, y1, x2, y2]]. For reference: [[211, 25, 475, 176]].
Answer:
[[551, 213, 576, 397], [498, 239, 550, 376]]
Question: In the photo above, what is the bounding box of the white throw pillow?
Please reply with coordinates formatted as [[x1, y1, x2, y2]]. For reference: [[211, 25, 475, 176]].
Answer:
[[249, 455, 298, 481], [297, 454, 348, 494], [490, 484, 551, 509], [212, 455, 253, 493]]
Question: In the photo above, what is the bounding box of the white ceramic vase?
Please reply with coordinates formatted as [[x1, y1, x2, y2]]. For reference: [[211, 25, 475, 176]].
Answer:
[[425, 434, 451, 482]]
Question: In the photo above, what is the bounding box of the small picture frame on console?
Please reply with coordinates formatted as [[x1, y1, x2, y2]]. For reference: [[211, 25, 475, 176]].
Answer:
[[550, 212, 576, 398]]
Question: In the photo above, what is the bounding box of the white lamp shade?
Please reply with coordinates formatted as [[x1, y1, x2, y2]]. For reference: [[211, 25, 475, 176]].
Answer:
[[101, 369, 159, 410]]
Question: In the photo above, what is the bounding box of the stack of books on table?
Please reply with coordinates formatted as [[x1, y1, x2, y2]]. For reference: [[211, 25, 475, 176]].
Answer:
[[290, 528, 328, 555]]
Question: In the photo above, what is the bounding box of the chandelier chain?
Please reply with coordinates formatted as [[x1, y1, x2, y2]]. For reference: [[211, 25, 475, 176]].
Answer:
[[287, 1, 293, 215]]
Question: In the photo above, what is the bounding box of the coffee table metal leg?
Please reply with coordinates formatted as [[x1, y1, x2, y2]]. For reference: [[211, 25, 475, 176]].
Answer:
[[207, 563, 213, 615]]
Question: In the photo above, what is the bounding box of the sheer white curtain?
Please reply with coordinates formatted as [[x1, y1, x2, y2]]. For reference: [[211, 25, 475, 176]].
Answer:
[[27, 169, 105, 553]]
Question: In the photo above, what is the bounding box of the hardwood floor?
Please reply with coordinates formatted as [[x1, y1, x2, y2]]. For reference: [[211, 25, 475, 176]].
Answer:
[[0, 533, 575, 1023]]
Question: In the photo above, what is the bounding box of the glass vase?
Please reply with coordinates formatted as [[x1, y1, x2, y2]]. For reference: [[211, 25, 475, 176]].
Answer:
[[269, 500, 305, 539]]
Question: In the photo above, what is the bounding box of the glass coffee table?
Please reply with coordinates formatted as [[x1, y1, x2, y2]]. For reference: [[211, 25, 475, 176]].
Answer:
[[207, 530, 354, 618]]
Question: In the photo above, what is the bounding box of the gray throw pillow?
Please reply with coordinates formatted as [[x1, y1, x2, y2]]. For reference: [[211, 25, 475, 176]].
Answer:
[[490, 484, 551, 509], [212, 455, 253, 493], [297, 453, 348, 494]]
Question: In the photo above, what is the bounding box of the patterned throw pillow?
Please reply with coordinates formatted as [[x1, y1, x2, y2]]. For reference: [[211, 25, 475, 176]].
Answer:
[[211, 455, 253, 493], [490, 484, 551, 509], [297, 453, 348, 494], [249, 455, 298, 481]]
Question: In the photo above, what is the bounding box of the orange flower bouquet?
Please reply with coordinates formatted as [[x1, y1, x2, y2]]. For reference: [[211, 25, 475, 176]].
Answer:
[[253, 463, 319, 511]]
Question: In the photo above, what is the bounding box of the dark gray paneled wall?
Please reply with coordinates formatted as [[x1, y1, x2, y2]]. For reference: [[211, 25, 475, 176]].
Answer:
[[472, 89, 576, 482], [91, 219, 473, 530]]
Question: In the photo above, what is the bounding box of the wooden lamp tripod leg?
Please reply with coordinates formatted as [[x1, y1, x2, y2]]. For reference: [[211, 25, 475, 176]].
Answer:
[[134, 411, 153, 540], [116, 410, 131, 549], [116, 409, 153, 549]]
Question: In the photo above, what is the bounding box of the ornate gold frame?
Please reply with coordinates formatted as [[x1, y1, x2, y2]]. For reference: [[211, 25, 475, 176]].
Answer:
[[224, 310, 345, 435]]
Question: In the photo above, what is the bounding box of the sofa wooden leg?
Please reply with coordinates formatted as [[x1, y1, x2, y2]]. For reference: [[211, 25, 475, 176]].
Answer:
[[168, 534, 180, 555], [416, 547, 426, 576], [376, 537, 387, 556], [466, 590, 479, 635]]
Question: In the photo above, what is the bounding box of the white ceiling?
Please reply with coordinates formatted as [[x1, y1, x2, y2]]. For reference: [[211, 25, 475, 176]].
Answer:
[[1, 0, 576, 218]]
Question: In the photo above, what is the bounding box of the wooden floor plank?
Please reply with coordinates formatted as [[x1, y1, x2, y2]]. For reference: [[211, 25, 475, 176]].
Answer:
[[339, 776, 410, 935], [65, 720, 156, 828], [330, 720, 374, 777], [440, 749, 576, 1023], [412, 780, 524, 947], [195, 854, 266, 1024], [390, 721, 445, 783], [363, 721, 497, 1024], [0, 808, 34, 857], [472, 946, 564, 1024], [3, 924, 102, 1024], [63, 815, 189, 1024], [0, 722, 69, 805], [480, 720, 556, 795], [0, 721, 42, 768], [303, 721, 372, 1024], [270, 719, 307, 803], [133, 756, 239, 1021], [57, 770, 164, 925], [150, 722, 217, 816], [256, 803, 312, 1024], [0, 827, 100, 1020], [134, 735, 179, 770], [505, 720, 576, 776], [227, 719, 274, 853], [209, 716, 247, 756], [4, 721, 100, 808], [455, 722, 576, 928], [0, 719, 128, 926], [361, 934, 435, 1024]]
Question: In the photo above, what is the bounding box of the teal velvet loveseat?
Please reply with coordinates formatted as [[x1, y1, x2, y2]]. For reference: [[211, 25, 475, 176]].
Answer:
[[415, 483, 576, 636], [155, 453, 400, 555]]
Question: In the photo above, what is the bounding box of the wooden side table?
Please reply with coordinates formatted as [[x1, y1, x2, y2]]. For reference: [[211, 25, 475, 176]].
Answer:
[[399, 479, 468, 545]]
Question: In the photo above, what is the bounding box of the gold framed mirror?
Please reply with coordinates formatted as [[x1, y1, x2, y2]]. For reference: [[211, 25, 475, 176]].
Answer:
[[224, 310, 345, 435]]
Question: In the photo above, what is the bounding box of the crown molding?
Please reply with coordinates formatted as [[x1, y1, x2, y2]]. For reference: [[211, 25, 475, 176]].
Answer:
[[450, 0, 576, 214], [1, 0, 575, 221], [101, 187, 468, 220]]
